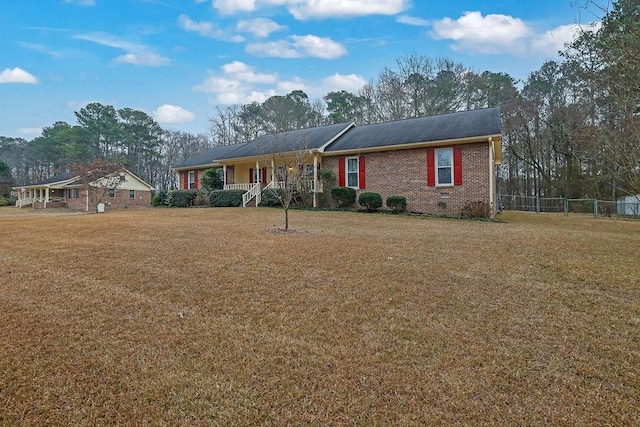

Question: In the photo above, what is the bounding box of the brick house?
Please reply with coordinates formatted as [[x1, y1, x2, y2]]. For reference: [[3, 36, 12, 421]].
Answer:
[[173, 107, 502, 216], [14, 169, 153, 212]]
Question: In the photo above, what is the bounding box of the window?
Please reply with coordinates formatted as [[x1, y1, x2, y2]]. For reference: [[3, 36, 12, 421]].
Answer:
[[346, 157, 359, 188], [304, 164, 314, 179], [339, 156, 365, 189], [188, 171, 195, 189], [74, 188, 79, 198], [436, 148, 453, 186], [129, 190, 135, 199], [108, 188, 115, 198]]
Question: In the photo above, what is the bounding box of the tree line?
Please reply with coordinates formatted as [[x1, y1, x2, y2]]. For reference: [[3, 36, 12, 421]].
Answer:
[[1, 0, 637, 200], [0, 104, 210, 191]]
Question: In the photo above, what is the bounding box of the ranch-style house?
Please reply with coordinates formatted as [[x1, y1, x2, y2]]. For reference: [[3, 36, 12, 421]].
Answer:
[[173, 107, 502, 216], [13, 169, 154, 211]]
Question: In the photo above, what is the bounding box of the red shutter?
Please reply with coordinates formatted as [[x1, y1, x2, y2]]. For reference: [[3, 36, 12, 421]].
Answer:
[[453, 147, 463, 186], [194, 170, 199, 189], [182, 171, 188, 189], [426, 148, 435, 186], [338, 158, 345, 187], [249, 168, 254, 184], [358, 155, 366, 189], [262, 168, 267, 184]]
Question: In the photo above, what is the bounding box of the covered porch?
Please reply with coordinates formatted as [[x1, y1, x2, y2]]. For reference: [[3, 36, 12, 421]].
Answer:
[[220, 153, 324, 207]]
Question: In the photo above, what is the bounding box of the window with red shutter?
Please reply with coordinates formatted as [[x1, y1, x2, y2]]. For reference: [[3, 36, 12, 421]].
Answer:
[[426, 148, 435, 186], [453, 147, 463, 186], [338, 158, 346, 187]]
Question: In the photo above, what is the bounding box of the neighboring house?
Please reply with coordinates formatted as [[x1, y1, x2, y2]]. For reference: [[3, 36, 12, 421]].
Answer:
[[173, 107, 502, 216], [13, 169, 154, 211]]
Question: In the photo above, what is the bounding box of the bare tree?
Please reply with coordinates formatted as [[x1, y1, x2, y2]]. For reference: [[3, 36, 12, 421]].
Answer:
[[69, 159, 124, 212], [258, 132, 311, 231]]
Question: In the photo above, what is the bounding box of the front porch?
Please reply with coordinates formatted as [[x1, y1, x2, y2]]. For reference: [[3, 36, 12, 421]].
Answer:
[[224, 179, 323, 207], [220, 154, 324, 208], [15, 187, 67, 208]]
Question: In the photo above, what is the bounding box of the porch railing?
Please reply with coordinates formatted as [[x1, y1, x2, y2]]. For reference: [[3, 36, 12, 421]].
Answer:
[[242, 183, 262, 207], [225, 183, 253, 191], [227, 179, 324, 208], [16, 196, 67, 208]]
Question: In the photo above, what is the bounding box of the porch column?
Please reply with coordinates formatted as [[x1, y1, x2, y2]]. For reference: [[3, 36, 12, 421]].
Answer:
[[271, 160, 275, 184], [223, 165, 227, 186], [45, 187, 50, 208], [255, 161, 260, 184], [313, 154, 318, 208]]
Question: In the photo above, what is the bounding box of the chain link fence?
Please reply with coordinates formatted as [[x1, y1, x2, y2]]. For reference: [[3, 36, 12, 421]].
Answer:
[[498, 194, 640, 218]]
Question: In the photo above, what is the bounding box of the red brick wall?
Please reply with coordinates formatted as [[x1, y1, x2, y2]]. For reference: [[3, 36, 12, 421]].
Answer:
[[65, 188, 151, 211], [323, 142, 491, 215]]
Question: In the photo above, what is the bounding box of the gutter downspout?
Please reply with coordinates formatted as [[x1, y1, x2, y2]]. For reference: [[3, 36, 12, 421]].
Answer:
[[488, 137, 495, 218], [313, 154, 318, 208]]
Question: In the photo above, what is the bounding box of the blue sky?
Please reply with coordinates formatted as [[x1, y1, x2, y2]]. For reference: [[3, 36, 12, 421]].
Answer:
[[0, 0, 594, 139]]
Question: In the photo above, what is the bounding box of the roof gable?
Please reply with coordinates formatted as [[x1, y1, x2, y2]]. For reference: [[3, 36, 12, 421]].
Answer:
[[323, 107, 501, 153]]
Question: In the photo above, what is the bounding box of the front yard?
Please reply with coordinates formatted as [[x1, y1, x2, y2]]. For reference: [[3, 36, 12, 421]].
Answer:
[[0, 207, 638, 425]]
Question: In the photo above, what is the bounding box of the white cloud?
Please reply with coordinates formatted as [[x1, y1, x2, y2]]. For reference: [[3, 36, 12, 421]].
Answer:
[[431, 11, 601, 57], [213, 0, 256, 14], [246, 34, 347, 59], [75, 32, 170, 66], [193, 61, 366, 106], [431, 11, 531, 54], [178, 14, 245, 42], [116, 52, 170, 67], [236, 18, 285, 38], [532, 23, 600, 56], [321, 73, 367, 93], [209, 0, 408, 20], [18, 127, 43, 136], [153, 104, 196, 124], [221, 61, 278, 83], [276, 77, 309, 94], [0, 67, 38, 84], [178, 14, 214, 36], [287, 0, 410, 20], [397, 15, 429, 26], [63, 0, 95, 6]]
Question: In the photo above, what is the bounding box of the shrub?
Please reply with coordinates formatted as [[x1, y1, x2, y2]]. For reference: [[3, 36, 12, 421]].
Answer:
[[331, 187, 356, 208], [0, 197, 9, 207], [209, 190, 245, 207], [201, 168, 223, 191], [193, 190, 210, 206], [386, 195, 407, 212], [459, 200, 490, 219], [167, 190, 197, 208], [259, 189, 282, 207], [259, 189, 312, 209], [358, 192, 383, 211], [151, 190, 168, 207]]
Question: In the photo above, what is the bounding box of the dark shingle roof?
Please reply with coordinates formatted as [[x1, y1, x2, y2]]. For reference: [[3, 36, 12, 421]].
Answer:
[[174, 108, 501, 168], [323, 107, 501, 153], [29, 172, 77, 186], [173, 142, 247, 169], [219, 122, 352, 159]]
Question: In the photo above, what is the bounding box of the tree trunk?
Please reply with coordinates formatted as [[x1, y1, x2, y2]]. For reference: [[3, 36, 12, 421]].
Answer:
[[284, 207, 289, 231]]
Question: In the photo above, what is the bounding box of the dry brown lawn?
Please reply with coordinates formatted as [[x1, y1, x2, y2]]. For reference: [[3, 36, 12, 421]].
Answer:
[[1, 206, 639, 425]]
